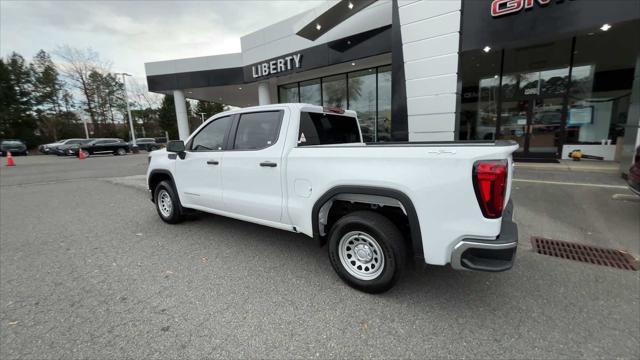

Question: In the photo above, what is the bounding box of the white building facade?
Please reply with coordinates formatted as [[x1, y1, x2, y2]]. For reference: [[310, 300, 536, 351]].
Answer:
[[145, 0, 640, 165]]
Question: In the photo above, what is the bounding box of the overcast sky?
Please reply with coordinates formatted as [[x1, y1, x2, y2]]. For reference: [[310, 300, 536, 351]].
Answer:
[[1, 0, 324, 83]]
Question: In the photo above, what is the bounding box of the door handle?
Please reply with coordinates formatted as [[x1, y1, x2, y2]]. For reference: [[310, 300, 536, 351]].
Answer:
[[207, 160, 219, 165], [260, 161, 277, 167]]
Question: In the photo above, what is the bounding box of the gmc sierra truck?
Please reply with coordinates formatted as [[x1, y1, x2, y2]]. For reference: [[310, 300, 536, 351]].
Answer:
[[147, 103, 519, 293]]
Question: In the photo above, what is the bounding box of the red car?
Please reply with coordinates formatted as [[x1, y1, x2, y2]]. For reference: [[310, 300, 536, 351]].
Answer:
[[628, 146, 640, 196]]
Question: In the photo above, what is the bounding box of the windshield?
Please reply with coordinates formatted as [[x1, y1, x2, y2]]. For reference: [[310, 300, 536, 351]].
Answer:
[[297, 112, 361, 146], [2, 141, 24, 146]]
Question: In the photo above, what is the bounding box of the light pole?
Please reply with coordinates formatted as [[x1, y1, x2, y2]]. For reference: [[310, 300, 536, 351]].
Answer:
[[82, 117, 89, 139], [199, 112, 206, 124], [115, 72, 137, 149]]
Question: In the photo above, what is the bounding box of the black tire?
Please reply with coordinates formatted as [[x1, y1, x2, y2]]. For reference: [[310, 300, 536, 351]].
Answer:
[[154, 180, 184, 224], [328, 210, 406, 294], [114, 147, 127, 156]]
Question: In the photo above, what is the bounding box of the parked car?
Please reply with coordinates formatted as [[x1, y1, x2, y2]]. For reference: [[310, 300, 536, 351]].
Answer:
[[67, 138, 130, 156], [1, 139, 28, 156], [147, 104, 519, 293], [39, 138, 87, 154], [627, 146, 640, 196], [56, 139, 94, 156], [131, 138, 161, 152]]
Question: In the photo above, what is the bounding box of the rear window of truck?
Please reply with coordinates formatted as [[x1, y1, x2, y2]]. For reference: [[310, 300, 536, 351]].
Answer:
[[298, 112, 360, 146]]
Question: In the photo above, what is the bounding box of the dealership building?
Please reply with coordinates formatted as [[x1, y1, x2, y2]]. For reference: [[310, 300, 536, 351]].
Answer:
[[145, 0, 640, 165]]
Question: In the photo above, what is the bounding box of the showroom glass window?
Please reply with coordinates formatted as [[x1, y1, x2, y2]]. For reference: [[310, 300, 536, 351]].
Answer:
[[348, 69, 376, 142], [299, 79, 321, 106], [500, 39, 572, 154], [322, 74, 347, 108], [377, 66, 392, 142], [457, 49, 501, 140], [278, 83, 298, 103], [277, 65, 392, 142], [566, 20, 640, 145]]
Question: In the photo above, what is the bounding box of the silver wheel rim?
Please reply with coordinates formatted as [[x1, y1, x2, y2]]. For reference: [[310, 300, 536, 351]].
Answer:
[[158, 189, 173, 217], [117, 148, 126, 155], [338, 231, 385, 281]]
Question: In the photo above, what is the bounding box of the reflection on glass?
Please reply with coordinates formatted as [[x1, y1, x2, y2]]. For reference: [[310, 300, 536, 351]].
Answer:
[[529, 98, 562, 153], [348, 69, 376, 142], [458, 48, 501, 140], [299, 79, 321, 106], [519, 72, 540, 96], [377, 66, 392, 142], [501, 75, 518, 100], [276, 64, 392, 142], [569, 65, 594, 99], [498, 101, 527, 152], [565, 20, 640, 145], [476, 77, 499, 140], [278, 83, 298, 103], [511, 68, 569, 98], [322, 74, 347, 108], [539, 68, 569, 96]]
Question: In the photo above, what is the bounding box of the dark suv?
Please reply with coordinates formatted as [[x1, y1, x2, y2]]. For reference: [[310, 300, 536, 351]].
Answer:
[[69, 138, 131, 156], [1, 139, 28, 156], [56, 139, 93, 156], [131, 138, 161, 152]]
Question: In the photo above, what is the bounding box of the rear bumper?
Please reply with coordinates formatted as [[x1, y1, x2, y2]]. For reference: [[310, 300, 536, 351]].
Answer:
[[450, 201, 518, 272]]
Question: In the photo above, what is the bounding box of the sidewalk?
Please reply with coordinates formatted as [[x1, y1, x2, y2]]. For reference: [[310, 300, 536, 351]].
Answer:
[[515, 160, 620, 173]]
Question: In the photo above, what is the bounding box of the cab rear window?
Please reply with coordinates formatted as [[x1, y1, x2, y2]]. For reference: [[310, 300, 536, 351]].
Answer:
[[298, 112, 360, 146]]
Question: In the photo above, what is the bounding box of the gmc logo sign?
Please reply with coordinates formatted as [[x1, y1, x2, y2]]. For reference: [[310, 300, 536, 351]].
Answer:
[[491, 0, 572, 17]]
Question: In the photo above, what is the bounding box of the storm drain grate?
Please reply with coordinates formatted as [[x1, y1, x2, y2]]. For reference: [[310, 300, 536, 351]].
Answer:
[[531, 236, 639, 271]]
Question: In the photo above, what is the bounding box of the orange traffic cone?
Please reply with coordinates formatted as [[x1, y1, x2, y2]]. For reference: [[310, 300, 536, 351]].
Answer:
[[5, 151, 15, 166], [78, 149, 87, 160]]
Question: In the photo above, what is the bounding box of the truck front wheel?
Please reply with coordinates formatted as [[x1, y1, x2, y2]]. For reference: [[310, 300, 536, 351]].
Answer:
[[328, 211, 406, 293], [154, 180, 184, 224]]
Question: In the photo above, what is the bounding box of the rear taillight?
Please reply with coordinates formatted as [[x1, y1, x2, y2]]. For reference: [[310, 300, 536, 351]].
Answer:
[[472, 160, 508, 219]]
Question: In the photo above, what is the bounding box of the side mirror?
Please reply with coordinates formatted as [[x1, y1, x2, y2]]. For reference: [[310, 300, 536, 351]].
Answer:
[[166, 140, 185, 153]]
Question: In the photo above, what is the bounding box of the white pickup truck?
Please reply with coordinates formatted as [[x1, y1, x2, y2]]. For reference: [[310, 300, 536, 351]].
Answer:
[[147, 103, 519, 293]]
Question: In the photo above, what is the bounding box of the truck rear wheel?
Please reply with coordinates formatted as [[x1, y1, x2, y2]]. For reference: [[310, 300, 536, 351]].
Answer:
[[154, 180, 184, 224], [328, 211, 406, 293]]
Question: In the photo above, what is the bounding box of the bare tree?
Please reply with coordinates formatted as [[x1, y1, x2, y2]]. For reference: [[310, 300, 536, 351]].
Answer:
[[127, 77, 162, 110], [54, 45, 111, 125]]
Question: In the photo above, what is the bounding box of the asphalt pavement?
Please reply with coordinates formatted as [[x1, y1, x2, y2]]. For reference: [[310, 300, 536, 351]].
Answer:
[[1, 154, 638, 359]]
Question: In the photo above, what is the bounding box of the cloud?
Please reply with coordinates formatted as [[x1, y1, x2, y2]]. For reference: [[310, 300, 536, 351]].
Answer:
[[0, 0, 324, 83]]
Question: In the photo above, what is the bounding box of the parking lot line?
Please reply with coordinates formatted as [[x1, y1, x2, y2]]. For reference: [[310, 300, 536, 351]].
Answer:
[[513, 178, 629, 189]]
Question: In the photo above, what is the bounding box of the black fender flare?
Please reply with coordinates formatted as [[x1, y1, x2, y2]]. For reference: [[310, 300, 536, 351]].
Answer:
[[147, 169, 176, 202], [311, 185, 424, 259]]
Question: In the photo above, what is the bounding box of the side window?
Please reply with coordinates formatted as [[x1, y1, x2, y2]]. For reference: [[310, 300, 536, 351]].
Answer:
[[233, 111, 282, 150], [298, 111, 361, 146], [190, 116, 232, 151]]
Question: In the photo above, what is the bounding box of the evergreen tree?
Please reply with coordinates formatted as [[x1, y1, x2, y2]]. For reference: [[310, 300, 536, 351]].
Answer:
[[0, 53, 38, 146], [30, 49, 81, 141], [158, 94, 178, 140]]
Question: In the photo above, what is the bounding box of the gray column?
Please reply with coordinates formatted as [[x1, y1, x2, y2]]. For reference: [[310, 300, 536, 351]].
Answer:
[[173, 90, 190, 141], [258, 81, 271, 105]]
